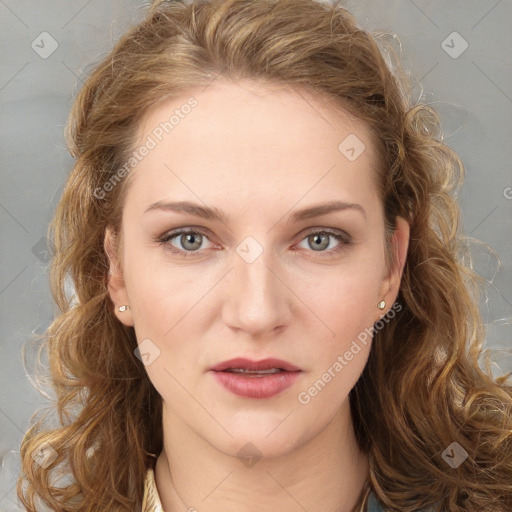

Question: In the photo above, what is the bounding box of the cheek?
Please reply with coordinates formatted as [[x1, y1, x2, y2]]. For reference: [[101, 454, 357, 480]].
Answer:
[[293, 271, 378, 411], [126, 258, 196, 401], [296, 257, 382, 331], [122, 247, 213, 379], [124, 231, 383, 350], [291, 254, 382, 373], [124, 244, 186, 326]]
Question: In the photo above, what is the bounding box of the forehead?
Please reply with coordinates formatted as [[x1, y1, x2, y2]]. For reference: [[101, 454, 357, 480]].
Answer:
[[124, 79, 380, 211]]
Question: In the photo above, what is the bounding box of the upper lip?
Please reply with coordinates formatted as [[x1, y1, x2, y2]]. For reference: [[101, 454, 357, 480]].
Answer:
[[210, 357, 301, 372]]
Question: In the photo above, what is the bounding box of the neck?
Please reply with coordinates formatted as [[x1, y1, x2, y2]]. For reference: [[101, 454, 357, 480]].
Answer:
[[154, 400, 370, 512]]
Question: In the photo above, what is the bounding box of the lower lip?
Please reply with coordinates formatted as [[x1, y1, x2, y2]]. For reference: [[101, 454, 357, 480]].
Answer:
[[211, 370, 302, 399]]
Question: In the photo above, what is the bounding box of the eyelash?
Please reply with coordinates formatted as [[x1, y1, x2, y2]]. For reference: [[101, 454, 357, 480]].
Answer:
[[156, 227, 353, 258]]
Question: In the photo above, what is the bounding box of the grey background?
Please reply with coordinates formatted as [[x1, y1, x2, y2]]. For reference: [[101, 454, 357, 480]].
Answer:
[[1, 0, 511, 510]]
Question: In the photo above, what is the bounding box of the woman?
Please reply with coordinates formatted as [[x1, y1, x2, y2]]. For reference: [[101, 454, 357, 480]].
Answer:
[[18, 0, 512, 511]]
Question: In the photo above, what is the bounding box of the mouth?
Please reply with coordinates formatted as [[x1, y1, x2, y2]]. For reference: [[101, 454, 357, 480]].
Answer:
[[209, 357, 302, 374], [221, 368, 288, 376], [209, 357, 302, 398]]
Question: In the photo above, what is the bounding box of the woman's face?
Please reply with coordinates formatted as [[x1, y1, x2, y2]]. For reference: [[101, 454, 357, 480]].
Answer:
[[106, 79, 408, 458]]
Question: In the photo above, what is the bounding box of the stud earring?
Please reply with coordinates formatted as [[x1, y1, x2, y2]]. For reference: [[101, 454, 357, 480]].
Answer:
[[118, 305, 130, 312], [377, 300, 386, 310]]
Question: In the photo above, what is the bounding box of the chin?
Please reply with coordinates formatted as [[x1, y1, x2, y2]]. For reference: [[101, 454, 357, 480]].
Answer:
[[204, 416, 312, 460], [215, 433, 300, 463]]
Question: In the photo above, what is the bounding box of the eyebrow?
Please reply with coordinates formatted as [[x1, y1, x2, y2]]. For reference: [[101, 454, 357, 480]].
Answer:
[[144, 199, 367, 223]]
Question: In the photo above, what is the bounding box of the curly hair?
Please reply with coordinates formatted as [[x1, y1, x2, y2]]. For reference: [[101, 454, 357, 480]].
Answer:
[[18, 0, 512, 510]]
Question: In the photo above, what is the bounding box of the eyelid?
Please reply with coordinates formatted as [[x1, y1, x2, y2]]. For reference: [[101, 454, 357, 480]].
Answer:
[[157, 227, 217, 253], [299, 226, 352, 242], [156, 226, 352, 256]]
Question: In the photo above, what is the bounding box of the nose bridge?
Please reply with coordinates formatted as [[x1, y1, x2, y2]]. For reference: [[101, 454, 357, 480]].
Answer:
[[223, 234, 289, 334]]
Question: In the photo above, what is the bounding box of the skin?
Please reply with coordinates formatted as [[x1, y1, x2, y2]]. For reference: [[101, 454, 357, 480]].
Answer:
[[105, 78, 409, 512]]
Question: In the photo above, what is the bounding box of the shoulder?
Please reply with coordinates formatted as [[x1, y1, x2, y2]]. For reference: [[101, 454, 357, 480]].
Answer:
[[142, 467, 165, 512], [366, 490, 386, 511]]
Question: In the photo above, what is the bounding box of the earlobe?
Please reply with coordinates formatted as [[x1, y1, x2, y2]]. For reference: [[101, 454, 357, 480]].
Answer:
[[104, 227, 134, 327]]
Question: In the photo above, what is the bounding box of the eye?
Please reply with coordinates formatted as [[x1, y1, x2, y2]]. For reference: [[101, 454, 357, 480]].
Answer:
[[157, 228, 214, 256], [296, 229, 352, 256], [156, 227, 352, 258]]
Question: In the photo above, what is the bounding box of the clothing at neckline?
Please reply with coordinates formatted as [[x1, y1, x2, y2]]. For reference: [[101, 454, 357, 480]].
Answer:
[[142, 467, 410, 512]]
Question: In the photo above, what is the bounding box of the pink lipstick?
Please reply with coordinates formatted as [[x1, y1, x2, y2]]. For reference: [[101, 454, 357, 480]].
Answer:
[[209, 357, 302, 399]]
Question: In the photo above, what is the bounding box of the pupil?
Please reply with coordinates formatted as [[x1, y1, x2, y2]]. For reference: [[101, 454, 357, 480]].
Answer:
[[184, 233, 201, 250], [311, 233, 328, 251]]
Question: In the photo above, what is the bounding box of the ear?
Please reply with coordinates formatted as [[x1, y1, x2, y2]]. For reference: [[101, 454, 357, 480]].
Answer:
[[104, 226, 134, 327], [375, 215, 409, 321]]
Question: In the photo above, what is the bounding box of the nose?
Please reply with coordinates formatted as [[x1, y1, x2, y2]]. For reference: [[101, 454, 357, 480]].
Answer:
[[221, 239, 292, 338]]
